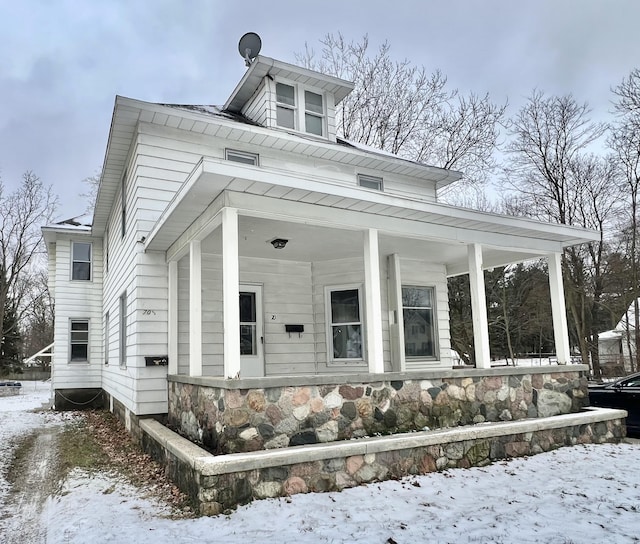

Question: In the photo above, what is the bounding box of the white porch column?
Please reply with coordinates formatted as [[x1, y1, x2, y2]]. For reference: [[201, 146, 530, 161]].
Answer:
[[364, 228, 384, 373], [189, 240, 202, 377], [222, 207, 241, 378], [548, 252, 571, 364], [168, 259, 178, 375], [388, 253, 406, 371], [468, 243, 491, 369]]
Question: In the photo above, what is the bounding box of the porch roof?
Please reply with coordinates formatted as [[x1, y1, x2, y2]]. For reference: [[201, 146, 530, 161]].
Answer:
[[144, 156, 600, 274]]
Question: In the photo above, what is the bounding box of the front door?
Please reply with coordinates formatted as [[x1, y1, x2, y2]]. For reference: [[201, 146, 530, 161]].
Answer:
[[239, 285, 264, 377]]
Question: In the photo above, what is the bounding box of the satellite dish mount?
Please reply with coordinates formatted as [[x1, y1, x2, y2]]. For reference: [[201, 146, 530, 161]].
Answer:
[[238, 32, 262, 67]]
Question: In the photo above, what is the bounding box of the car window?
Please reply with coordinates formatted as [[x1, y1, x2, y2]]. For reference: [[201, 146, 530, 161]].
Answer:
[[622, 377, 640, 387]]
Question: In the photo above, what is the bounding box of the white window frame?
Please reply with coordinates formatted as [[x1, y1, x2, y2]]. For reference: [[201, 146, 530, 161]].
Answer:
[[225, 148, 259, 166], [325, 284, 366, 366], [274, 80, 326, 137], [121, 169, 127, 239], [119, 291, 127, 368], [303, 89, 325, 136], [402, 285, 438, 360], [71, 241, 92, 281], [104, 311, 110, 366], [69, 319, 89, 363], [104, 226, 109, 275], [358, 174, 384, 191], [275, 82, 297, 130]]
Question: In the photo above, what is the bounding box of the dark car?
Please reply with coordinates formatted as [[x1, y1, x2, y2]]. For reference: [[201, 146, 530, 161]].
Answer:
[[589, 372, 640, 436]]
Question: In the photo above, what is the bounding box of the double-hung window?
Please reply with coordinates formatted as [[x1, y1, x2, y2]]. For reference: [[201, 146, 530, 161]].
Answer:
[[70, 319, 89, 362], [275, 82, 325, 136], [119, 292, 127, 368], [104, 311, 110, 365], [402, 286, 436, 358], [327, 286, 363, 362], [72, 242, 92, 280]]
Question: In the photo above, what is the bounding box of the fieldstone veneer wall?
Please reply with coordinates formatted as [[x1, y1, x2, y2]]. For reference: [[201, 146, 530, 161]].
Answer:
[[168, 366, 589, 454]]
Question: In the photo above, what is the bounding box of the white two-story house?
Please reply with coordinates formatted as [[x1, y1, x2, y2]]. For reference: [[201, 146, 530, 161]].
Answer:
[[43, 54, 599, 428]]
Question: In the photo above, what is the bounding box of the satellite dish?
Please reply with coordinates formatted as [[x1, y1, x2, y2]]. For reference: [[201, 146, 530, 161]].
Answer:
[[238, 32, 262, 66]]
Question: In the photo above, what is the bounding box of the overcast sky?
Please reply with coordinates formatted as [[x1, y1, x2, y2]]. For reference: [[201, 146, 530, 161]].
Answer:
[[1, 0, 639, 220]]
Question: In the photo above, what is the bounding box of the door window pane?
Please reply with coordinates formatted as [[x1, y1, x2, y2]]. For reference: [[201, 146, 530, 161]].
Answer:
[[240, 325, 257, 355], [239, 292, 257, 356], [331, 289, 360, 323], [239, 292, 256, 322]]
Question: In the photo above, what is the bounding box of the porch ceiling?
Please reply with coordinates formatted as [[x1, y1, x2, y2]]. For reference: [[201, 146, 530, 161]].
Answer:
[[145, 157, 600, 274], [196, 215, 547, 274]]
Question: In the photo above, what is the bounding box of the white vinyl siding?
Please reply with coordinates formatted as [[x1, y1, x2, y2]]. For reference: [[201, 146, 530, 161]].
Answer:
[[177, 253, 316, 377], [88, 120, 446, 418], [51, 236, 103, 390], [240, 78, 269, 126]]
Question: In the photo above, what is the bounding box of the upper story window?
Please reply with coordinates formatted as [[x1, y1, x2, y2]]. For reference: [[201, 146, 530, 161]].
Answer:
[[225, 149, 259, 166], [275, 82, 325, 136], [72, 242, 92, 281], [358, 174, 384, 191]]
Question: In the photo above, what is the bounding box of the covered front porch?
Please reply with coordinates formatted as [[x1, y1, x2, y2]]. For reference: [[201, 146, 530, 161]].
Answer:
[[146, 158, 593, 382]]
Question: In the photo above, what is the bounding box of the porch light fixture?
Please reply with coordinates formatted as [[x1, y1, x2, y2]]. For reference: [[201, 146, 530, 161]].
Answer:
[[270, 238, 288, 249]]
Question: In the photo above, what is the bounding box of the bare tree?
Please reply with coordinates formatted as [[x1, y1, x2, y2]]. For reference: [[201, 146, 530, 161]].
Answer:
[[297, 34, 507, 191], [610, 68, 640, 372], [80, 171, 101, 214], [0, 172, 57, 360], [20, 269, 54, 362], [503, 90, 620, 378]]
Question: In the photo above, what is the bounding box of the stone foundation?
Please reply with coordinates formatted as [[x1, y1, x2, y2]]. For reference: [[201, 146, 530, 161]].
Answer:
[[168, 367, 589, 454], [141, 407, 626, 515]]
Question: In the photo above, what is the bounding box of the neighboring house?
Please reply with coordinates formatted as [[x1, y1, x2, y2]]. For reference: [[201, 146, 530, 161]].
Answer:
[[598, 298, 640, 375], [43, 54, 599, 421]]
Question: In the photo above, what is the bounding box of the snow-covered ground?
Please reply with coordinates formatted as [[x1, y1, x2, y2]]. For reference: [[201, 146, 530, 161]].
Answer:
[[2, 382, 639, 544]]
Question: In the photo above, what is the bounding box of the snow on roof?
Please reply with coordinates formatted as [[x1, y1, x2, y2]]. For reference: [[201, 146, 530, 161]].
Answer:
[[160, 103, 457, 179], [51, 214, 92, 231], [598, 329, 623, 340]]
